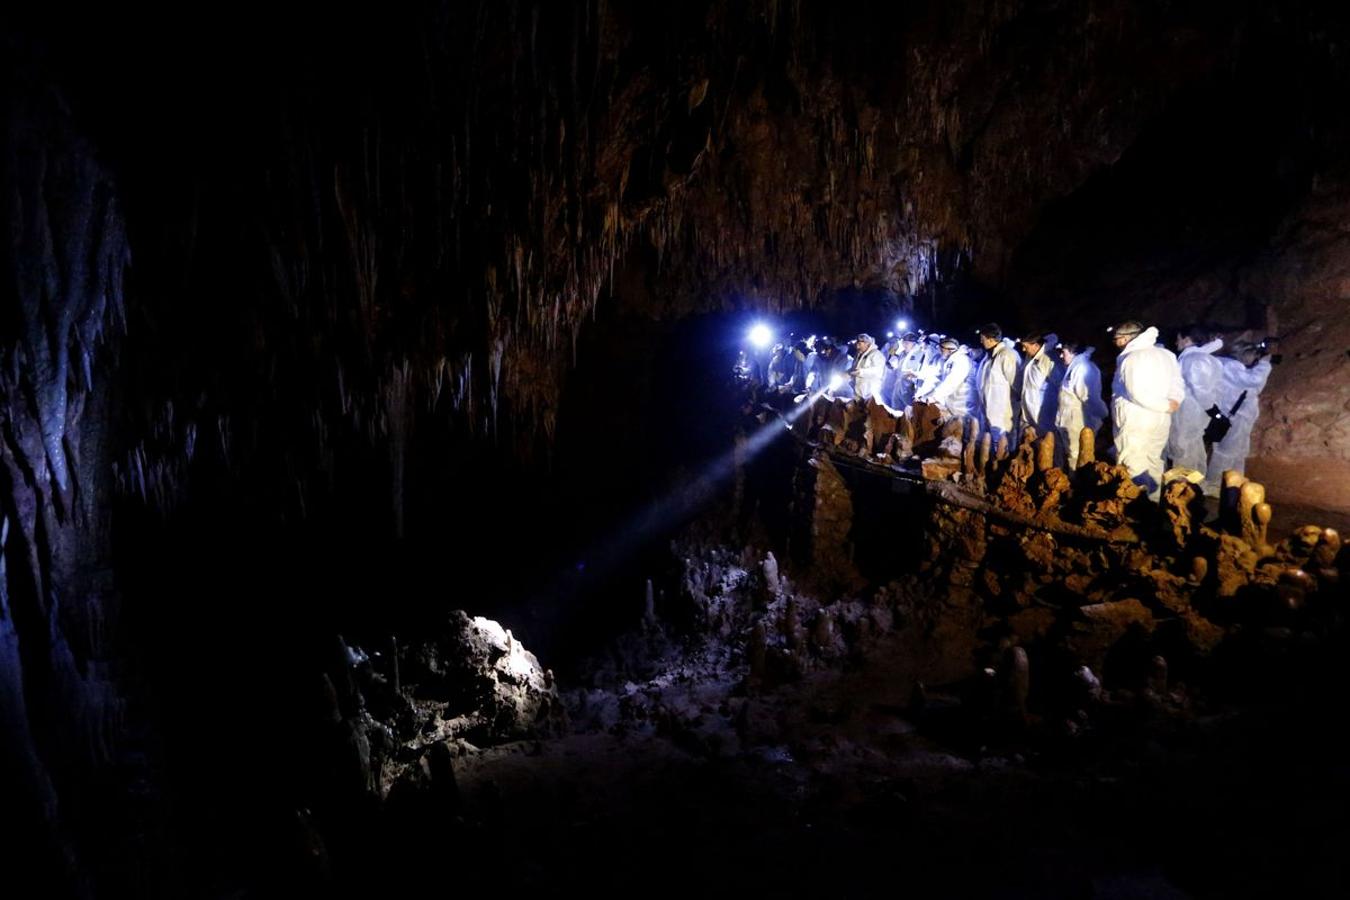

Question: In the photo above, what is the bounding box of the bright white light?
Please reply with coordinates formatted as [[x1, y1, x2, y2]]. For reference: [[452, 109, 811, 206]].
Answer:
[[748, 324, 774, 349], [828, 373, 846, 391], [896, 318, 909, 331]]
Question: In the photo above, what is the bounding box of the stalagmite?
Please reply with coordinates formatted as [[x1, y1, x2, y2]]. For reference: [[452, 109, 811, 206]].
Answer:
[[1314, 528, 1342, 585], [1190, 556, 1209, 585], [977, 431, 992, 474], [962, 418, 978, 477], [1078, 427, 1095, 466], [1253, 503, 1274, 557], [1035, 431, 1055, 473], [1238, 481, 1265, 549], [1314, 528, 1341, 569], [762, 552, 781, 595], [995, 434, 1009, 463]]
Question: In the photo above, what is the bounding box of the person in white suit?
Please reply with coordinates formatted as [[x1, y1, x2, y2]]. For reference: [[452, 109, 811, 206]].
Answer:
[[1054, 340, 1108, 470], [916, 337, 977, 421], [1017, 331, 1062, 436], [1205, 342, 1273, 493], [1165, 324, 1225, 488], [1110, 320, 1184, 500], [848, 333, 886, 402], [977, 324, 1020, 446]]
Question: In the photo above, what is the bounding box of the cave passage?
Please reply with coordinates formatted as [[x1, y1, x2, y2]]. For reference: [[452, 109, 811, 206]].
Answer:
[[3, 2, 1350, 897]]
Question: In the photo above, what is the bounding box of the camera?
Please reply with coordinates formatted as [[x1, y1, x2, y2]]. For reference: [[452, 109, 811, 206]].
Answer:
[[1203, 404, 1232, 445]]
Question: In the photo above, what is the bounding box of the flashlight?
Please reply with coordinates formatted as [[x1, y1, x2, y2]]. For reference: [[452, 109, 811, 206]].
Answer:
[[896, 318, 909, 331], [828, 373, 846, 391], [747, 323, 773, 349]]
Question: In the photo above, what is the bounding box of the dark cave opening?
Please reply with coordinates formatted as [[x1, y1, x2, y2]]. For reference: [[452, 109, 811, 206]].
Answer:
[[4, 2, 1350, 897]]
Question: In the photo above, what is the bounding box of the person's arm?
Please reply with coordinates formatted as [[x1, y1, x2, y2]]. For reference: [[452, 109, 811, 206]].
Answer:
[[1228, 358, 1272, 391]]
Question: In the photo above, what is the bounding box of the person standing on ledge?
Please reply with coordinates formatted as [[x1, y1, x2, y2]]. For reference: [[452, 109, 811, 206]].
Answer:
[[1165, 324, 1225, 490], [1205, 341, 1274, 494], [1055, 340, 1107, 470], [1017, 331, 1063, 437], [848, 333, 886, 402], [1110, 319, 1184, 500], [916, 336, 977, 422], [977, 323, 1020, 448]]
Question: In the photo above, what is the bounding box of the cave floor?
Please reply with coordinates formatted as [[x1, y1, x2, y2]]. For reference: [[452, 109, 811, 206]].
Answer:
[[437, 641, 1349, 898]]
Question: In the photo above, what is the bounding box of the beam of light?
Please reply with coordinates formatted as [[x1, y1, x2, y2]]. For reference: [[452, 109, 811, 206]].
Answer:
[[564, 389, 827, 586], [896, 318, 909, 331], [747, 323, 774, 348]]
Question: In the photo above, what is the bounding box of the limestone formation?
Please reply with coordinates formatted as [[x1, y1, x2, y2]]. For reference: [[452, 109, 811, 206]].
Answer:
[[1190, 556, 1209, 586], [1035, 431, 1056, 474], [762, 552, 781, 595], [1253, 502, 1274, 557], [1237, 480, 1266, 550], [1161, 479, 1202, 550], [1078, 427, 1096, 466]]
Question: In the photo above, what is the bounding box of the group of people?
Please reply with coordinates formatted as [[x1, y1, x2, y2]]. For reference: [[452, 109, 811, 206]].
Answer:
[[747, 321, 1273, 500]]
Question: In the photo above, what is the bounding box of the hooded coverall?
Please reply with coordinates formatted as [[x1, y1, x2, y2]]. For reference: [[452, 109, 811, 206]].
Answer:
[[1205, 355, 1272, 493], [850, 343, 886, 402], [979, 340, 1021, 443], [918, 347, 977, 421], [1164, 338, 1224, 484], [1111, 326, 1184, 499], [1019, 334, 1063, 436], [1055, 348, 1108, 470]]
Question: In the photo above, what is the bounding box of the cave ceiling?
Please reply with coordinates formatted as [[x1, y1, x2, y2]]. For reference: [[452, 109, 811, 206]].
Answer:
[[3, 0, 1348, 502]]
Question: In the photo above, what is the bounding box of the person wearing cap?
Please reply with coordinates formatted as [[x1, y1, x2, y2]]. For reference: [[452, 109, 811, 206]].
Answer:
[[1017, 331, 1063, 436], [880, 333, 905, 405], [1054, 340, 1108, 469], [849, 333, 886, 402], [767, 341, 792, 389], [1165, 325, 1225, 489], [813, 336, 851, 397], [1205, 340, 1273, 494], [912, 334, 945, 397], [1110, 320, 1184, 499], [890, 331, 925, 408], [977, 323, 1020, 446], [916, 337, 977, 420], [788, 337, 815, 394]]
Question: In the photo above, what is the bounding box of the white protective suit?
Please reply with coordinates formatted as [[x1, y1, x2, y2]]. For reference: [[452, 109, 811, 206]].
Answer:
[[890, 343, 926, 409], [1165, 338, 1225, 480], [1054, 348, 1108, 469], [911, 340, 945, 399], [1205, 355, 1273, 492], [1019, 333, 1063, 435], [850, 343, 886, 402], [917, 346, 977, 420], [1111, 326, 1184, 499], [978, 339, 1021, 441]]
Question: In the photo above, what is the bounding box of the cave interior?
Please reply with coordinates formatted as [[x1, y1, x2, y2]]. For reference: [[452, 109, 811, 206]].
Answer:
[[2, 1, 1350, 896]]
